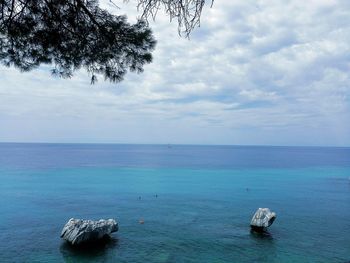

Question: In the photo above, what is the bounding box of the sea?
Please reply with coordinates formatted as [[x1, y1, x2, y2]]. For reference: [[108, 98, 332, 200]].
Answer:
[[0, 143, 349, 262]]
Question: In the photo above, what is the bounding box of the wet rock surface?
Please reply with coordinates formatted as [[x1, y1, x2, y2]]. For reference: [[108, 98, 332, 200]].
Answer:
[[61, 218, 118, 245], [250, 208, 276, 232]]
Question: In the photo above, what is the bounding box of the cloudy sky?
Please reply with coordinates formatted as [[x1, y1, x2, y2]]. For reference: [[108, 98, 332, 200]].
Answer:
[[0, 0, 349, 146]]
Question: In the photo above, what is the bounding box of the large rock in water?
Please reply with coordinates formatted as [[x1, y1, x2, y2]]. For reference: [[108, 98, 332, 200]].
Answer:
[[61, 218, 118, 245], [250, 208, 276, 231]]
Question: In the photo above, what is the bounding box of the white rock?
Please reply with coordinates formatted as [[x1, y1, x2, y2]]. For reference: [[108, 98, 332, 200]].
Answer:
[[61, 218, 118, 245], [250, 208, 276, 231]]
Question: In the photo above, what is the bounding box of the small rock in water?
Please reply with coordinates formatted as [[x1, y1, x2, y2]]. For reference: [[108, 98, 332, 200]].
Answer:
[[61, 218, 118, 245], [250, 208, 276, 232]]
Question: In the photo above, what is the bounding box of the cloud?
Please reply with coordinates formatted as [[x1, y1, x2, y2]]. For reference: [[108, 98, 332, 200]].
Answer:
[[0, 0, 349, 145]]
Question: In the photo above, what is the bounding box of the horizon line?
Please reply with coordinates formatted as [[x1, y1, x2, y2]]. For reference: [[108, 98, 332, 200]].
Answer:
[[0, 141, 349, 148]]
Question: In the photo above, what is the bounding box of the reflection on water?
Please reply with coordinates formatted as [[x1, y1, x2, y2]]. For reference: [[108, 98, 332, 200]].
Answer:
[[60, 236, 119, 262], [250, 229, 274, 240]]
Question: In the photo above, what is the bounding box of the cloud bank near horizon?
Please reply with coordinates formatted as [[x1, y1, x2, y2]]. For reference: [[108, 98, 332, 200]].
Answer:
[[0, 0, 349, 146]]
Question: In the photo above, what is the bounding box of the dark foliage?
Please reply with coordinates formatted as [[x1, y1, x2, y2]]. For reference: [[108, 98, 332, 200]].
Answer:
[[131, 0, 214, 37], [0, 0, 156, 83], [0, 0, 212, 83]]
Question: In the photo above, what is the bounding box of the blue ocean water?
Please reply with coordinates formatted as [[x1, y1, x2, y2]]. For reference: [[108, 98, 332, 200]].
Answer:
[[0, 143, 349, 262]]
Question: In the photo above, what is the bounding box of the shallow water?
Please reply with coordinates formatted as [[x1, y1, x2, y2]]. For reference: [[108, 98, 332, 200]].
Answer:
[[0, 143, 349, 262]]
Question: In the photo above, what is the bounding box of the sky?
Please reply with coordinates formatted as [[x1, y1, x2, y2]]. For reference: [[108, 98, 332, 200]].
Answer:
[[0, 0, 350, 146]]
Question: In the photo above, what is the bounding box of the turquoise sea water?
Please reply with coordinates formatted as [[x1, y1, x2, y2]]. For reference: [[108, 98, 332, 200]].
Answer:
[[0, 143, 349, 262]]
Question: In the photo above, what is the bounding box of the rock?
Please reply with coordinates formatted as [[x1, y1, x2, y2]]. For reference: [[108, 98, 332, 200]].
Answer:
[[250, 208, 276, 231], [61, 218, 118, 245]]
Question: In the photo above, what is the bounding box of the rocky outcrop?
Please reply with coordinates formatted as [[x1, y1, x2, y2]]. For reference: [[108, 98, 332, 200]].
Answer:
[[61, 218, 118, 245], [250, 208, 276, 231]]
